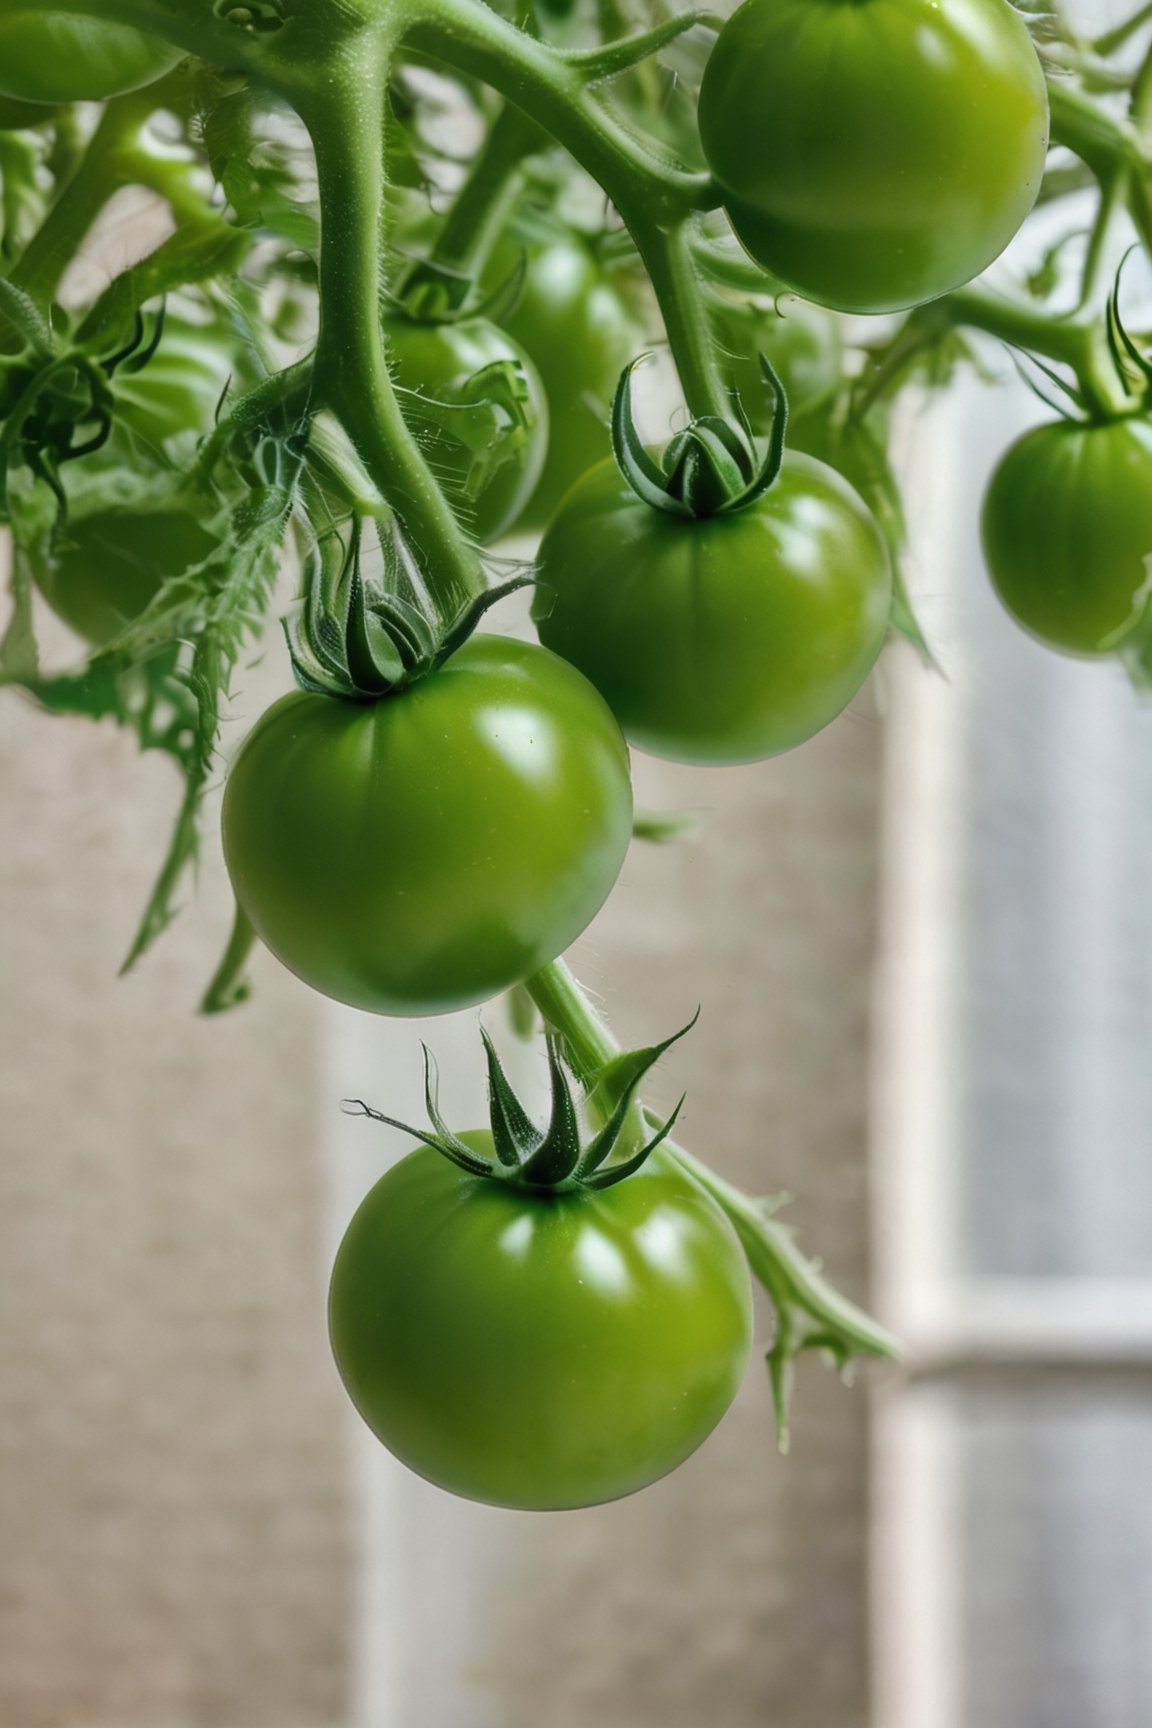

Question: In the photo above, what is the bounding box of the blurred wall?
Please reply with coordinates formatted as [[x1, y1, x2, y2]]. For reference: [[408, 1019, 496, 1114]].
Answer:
[[0, 660, 353, 1728], [0, 629, 884, 1728]]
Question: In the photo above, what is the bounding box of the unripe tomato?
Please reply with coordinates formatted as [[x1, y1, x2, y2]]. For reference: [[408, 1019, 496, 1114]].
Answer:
[[221, 635, 634, 1016], [534, 453, 892, 764], [0, 12, 181, 104], [698, 0, 1049, 314], [329, 1138, 754, 1509], [489, 230, 646, 531], [382, 311, 548, 543], [112, 316, 242, 451], [981, 417, 1152, 656], [37, 507, 217, 646]]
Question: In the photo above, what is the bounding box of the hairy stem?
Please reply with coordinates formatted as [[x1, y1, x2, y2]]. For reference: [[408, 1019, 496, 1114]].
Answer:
[[287, 35, 486, 624]]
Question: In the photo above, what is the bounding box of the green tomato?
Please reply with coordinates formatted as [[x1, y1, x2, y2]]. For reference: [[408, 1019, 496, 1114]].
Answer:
[[37, 507, 217, 646], [489, 230, 646, 532], [329, 1137, 754, 1509], [698, 0, 1049, 314], [221, 635, 634, 1017], [113, 317, 242, 450], [981, 417, 1152, 656], [710, 295, 842, 433], [533, 453, 892, 764], [382, 311, 548, 543], [0, 12, 181, 104]]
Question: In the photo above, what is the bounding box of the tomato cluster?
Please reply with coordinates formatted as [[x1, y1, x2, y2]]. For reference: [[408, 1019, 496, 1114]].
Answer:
[[3, 0, 1129, 1512]]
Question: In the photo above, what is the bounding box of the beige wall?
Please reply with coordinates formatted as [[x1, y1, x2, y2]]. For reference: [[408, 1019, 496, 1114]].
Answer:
[[0, 670, 352, 1728], [1, 623, 882, 1726]]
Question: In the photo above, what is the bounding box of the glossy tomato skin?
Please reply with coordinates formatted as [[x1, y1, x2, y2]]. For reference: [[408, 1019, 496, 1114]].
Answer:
[[533, 453, 892, 764], [0, 13, 180, 104], [37, 508, 217, 646], [221, 635, 633, 1017], [982, 418, 1152, 656], [698, 0, 1049, 314], [382, 312, 548, 543], [329, 1137, 754, 1509], [490, 231, 646, 532]]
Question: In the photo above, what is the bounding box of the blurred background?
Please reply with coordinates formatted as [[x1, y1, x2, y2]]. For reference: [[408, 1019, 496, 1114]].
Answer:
[[6, 16, 1152, 1728]]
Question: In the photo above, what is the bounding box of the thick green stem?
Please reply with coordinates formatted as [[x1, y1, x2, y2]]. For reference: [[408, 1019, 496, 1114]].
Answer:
[[408, 0, 724, 418], [424, 102, 542, 281], [936, 284, 1130, 418], [288, 37, 486, 624], [9, 99, 147, 305], [525, 958, 902, 1389], [631, 215, 729, 419]]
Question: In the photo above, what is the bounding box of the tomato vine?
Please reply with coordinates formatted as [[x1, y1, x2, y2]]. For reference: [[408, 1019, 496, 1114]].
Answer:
[[3, 0, 1152, 1503]]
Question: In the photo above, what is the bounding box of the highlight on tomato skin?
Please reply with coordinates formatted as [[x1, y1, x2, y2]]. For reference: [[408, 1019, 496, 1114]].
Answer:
[[328, 1138, 755, 1511], [698, 0, 1050, 315], [220, 634, 635, 1018], [981, 418, 1152, 657]]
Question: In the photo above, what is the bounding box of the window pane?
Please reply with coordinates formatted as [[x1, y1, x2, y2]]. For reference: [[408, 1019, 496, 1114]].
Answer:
[[959, 1382, 1152, 1728], [918, 384, 1152, 1279]]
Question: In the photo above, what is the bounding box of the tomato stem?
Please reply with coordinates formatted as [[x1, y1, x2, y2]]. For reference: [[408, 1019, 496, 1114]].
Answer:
[[287, 35, 488, 626], [419, 103, 543, 284], [526, 955, 903, 1433]]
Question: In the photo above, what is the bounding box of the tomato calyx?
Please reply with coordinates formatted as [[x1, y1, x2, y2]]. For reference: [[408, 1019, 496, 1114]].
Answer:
[[344, 1016, 696, 1193], [611, 353, 789, 519], [284, 513, 533, 700]]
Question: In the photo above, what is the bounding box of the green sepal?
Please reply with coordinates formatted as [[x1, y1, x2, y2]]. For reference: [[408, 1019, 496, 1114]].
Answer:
[[285, 510, 535, 700], [395, 258, 474, 322], [611, 357, 694, 517], [582, 1009, 699, 1140], [1105, 250, 1152, 401], [1009, 352, 1086, 421], [577, 1010, 699, 1178], [341, 1096, 495, 1178], [582, 1094, 685, 1191], [347, 1015, 697, 1192], [518, 1035, 584, 1185], [481, 1024, 545, 1167], [610, 355, 788, 520]]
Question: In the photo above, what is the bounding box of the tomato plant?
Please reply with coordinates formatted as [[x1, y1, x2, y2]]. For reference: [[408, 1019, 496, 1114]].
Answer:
[[381, 309, 549, 542], [698, 0, 1049, 313], [11, 0, 1139, 1504], [534, 436, 891, 764], [982, 417, 1152, 656], [221, 634, 634, 1016], [0, 12, 180, 104]]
